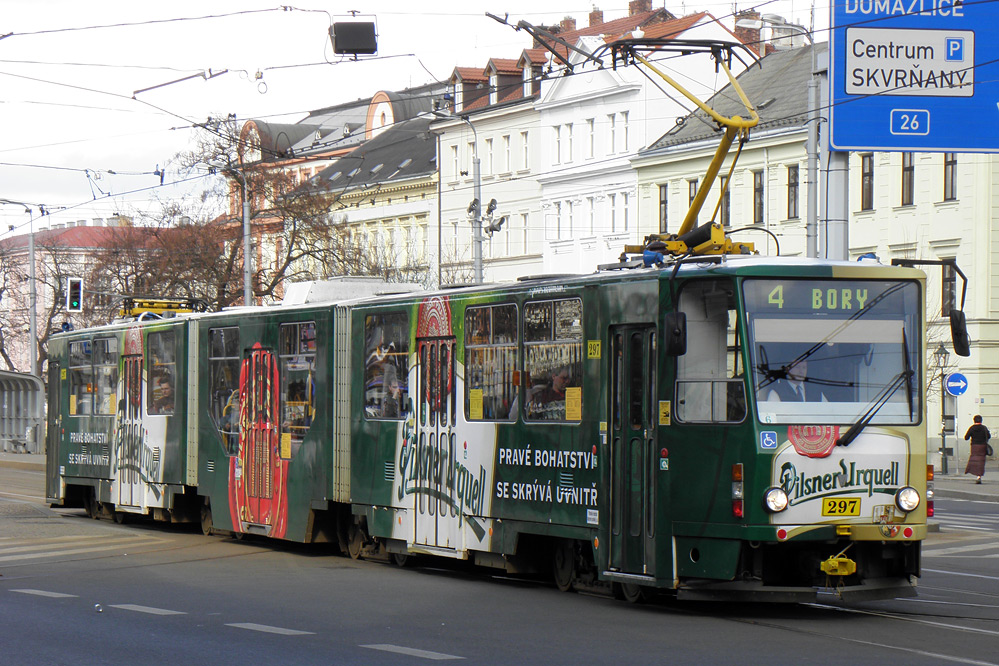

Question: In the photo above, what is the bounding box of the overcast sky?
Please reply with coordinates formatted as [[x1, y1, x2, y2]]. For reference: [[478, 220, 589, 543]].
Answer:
[[0, 0, 826, 236]]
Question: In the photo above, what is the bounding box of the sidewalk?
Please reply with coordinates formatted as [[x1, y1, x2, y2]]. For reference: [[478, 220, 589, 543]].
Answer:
[[0, 451, 45, 471], [933, 471, 999, 502]]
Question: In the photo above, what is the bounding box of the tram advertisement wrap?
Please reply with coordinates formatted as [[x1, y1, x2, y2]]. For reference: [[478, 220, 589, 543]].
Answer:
[[770, 429, 908, 526]]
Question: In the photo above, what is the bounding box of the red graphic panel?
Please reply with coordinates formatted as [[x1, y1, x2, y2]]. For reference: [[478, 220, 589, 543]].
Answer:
[[228, 344, 288, 538], [787, 425, 841, 458]]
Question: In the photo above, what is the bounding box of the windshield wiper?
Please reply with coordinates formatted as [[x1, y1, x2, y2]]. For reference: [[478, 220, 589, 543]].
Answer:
[[836, 369, 914, 448]]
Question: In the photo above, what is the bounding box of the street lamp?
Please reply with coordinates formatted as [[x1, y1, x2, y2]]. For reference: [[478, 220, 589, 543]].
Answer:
[[736, 15, 820, 258], [934, 342, 950, 474], [1, 200, 38, 376], [432, 110, 483, 284], [211, 165, 253, 305]]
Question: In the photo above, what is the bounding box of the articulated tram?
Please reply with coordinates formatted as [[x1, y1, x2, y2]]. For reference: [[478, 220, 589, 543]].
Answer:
[[46, 256, 962, 602]]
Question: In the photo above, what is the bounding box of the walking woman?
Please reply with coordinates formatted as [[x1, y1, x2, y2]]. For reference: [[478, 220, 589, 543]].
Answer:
[[964, 415, 991, 484]]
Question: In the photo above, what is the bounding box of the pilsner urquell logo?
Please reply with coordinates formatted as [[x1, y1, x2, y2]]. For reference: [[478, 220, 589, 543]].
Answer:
[[779, 459, 900, 504]]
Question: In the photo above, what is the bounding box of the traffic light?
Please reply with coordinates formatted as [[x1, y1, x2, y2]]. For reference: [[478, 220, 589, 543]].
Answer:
[[66, 278, 83, 312]]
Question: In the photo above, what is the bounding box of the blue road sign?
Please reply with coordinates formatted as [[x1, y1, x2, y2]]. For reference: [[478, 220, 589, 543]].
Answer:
[[946, 372, 968, 397], [829, 1, 999, 152]]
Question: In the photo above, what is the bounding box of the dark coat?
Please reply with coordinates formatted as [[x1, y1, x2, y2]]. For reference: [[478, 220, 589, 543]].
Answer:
[[964, 423, 991, 477]]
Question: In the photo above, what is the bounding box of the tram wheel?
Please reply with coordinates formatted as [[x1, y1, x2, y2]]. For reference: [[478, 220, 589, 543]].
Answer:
[[614, 582, 647, 604], [347, 524, 364, 560], [200, 502, 214, 536], [553, 540, 576, 593], [112, 509, 127, 525], [84, 492, 100, 520], [391, 553, 411, 567]]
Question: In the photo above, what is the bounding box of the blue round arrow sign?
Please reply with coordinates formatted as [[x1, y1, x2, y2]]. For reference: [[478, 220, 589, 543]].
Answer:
[[945, 372, 968, 397]]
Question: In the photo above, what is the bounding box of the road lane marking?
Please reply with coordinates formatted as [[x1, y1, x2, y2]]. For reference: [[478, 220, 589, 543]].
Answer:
[[11, 589, 77, 598], [924, 542, 999, 556], [110, 604, 185, 615], [226, 623, 314, 635], [0, 536, 159, 555], [361, 644, 464, 660], [0, 538, 164, 562], [924, 568, 999, 581]]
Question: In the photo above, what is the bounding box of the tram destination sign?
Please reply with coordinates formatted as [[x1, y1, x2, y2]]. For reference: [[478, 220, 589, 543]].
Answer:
[[829, 0, 999, 152]]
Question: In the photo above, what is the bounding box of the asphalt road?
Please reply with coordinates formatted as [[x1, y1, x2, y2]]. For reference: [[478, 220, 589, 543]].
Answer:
[[2, 464, 998, 665]]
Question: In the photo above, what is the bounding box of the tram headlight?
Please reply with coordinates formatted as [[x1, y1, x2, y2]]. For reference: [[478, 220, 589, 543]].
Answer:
[[763, 487, 789, 513], [894, 486, 920, 513]]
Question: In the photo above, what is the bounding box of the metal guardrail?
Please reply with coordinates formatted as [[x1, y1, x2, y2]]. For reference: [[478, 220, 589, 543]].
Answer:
[[0, 370, 44, 454]]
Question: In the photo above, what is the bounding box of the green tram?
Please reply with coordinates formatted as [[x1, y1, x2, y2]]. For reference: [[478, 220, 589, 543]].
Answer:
[[47, 256, 954, 602]]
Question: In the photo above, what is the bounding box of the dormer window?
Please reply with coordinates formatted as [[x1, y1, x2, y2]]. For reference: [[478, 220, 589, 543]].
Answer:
[[490, 73, 499, 105]]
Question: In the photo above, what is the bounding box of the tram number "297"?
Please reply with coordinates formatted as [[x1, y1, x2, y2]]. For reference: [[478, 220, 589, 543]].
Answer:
[[821, 497, 861, 516]]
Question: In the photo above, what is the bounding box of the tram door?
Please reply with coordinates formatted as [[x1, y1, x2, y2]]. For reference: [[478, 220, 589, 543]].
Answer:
[[609, 325, 657, 576], [233, 345, 283, 533], [116, 355, 143, 508], [45, 362, 62, 500], [414, 336, 458, 549]]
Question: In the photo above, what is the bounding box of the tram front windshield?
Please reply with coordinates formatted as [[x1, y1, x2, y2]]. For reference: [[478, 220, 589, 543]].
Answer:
[[743, 279, 920, 425]]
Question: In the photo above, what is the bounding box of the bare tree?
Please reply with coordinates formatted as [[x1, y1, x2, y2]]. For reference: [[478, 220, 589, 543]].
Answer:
[[0, 244, 28, 370]]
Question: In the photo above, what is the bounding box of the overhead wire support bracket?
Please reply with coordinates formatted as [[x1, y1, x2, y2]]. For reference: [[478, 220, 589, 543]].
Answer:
[[133, 69, 229, 97]]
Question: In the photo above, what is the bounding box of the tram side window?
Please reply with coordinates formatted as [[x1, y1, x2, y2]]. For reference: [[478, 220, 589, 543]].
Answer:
[[364, 312, 410, 419], [93, 338, 119, 415], [68, 341, 94, 416], [147, 331, 176, 416], [675, 280, 747, 423], [279, 322, 316, 456], [465, 303, 518, 421], [208, 327, 240, 455], [524, 298, 583, 421]]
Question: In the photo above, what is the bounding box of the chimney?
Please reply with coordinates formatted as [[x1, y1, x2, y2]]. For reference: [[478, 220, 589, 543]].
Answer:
[[734, 9, 762, 53], [629, 0, 652, 15], [560, 16, 577, 33], [589, 7, 604, 27]]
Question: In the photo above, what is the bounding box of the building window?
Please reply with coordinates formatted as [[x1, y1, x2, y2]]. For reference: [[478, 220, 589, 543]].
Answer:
[[520, 212, 529, 254], [552, 125, 561, 165], [688, 179, 698, 225], [450, 145, 458, 181], [787, 165, 799, 219], [753, 169, 765, 225], [586, 119, 595, 159], [521, 131, 529, 170], [567, 200, 574, 238], [901, 153, 914, 206], [467, 141, 475, 178], [719, 176, 731, 227], [502, 134, 511, 173], [485, 138, 494, 175], [622, 192, 630, 232], [942, 262, 956, 317], [609, 193, 617, 232], [564, 123, 573, 163], [861, 153, 874, 211], [944, 152, 957, 201], [608, 113, 617, 154], [554, 201, 562, 239], [620, 111, 629, 152], [659, 184, 668, 233], [587, 196, 596, 235]]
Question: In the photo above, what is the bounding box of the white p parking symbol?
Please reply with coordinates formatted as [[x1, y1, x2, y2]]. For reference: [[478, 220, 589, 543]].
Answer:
[[946, 37, 964, 61]]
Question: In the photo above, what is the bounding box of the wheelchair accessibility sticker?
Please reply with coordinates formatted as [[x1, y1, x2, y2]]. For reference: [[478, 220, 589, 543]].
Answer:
[[760, 431, 778, 450]]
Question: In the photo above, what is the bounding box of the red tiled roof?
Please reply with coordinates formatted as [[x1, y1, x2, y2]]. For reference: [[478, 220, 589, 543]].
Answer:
[[519, 48, 548, 66], [486, 58, 521, 75], [0, 225, 152, 252], [452, 67, 488, 82], [641, 12, 707, 40]]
